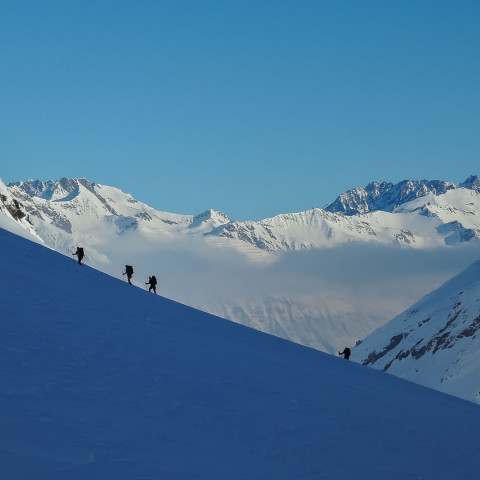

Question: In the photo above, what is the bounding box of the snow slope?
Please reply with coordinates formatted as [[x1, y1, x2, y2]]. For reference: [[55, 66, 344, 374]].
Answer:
[[3, 176, 480, 356], [352, 261, 480, 404], [1, 226, 480, 479]]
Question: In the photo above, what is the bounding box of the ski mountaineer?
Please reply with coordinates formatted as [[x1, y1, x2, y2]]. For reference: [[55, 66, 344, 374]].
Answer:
[[123, 265, 134, 285], [72, 247, 84, 265], [145, 275, 158, 294], [338, 347, 351, 360]]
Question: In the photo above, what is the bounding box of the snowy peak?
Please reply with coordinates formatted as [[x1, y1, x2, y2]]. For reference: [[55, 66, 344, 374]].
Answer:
[[352, 260, 480, 403], [207, 207, 381, 253], [4, 177, 239, 266], [325, 181, 393, 215], [460, 175, 480, 192], [9, 178, 231, 231], [190, 209, 231, 230], [325, 177, 473, 215], [9, 177, 95, 202]]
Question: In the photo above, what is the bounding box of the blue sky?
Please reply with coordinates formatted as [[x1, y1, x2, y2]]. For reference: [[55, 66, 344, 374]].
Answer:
[[1, 0, 479, 221]]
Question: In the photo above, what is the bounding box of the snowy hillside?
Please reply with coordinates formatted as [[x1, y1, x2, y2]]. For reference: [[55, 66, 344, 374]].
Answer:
[[352, 261, 480, 404], [1, 226, 480, 479], [2, 175, 480, 355]]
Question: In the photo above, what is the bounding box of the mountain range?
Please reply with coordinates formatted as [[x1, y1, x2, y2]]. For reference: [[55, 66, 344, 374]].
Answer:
[[5, 175, 480, 256], [1, 175, 480, 357]]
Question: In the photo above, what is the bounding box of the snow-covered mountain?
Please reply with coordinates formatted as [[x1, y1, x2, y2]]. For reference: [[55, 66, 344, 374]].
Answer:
[[325, 175, 480, 216], [7, 177, 234, 257], [210, 194, 476, 251], [2, 175, 480, 355], [352, 260, 480, 404], [212, 178, 480, 251], [2, 226, 480, 479], [8, 175, 480, 257]]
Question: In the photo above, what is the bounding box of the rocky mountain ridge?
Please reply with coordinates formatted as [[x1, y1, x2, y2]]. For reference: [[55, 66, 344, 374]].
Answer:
[[325, 175, 480, 215]]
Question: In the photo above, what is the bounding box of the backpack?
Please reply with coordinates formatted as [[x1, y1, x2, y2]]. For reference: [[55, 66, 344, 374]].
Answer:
[[151, 275, 157, 286], [125, 265, 134, 275]]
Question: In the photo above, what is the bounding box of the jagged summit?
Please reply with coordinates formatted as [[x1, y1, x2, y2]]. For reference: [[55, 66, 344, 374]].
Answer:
[[460, 175, 480, 191], [325, 176, 477, 216], [9, 177, 95, 202], [191, 209, 231, 229]]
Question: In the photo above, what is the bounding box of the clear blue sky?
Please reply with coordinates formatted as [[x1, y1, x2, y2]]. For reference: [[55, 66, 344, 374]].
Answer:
[[1, 0, 479, 221]]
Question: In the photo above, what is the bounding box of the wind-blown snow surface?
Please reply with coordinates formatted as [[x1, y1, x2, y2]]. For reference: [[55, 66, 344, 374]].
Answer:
[[1, 227, 480, 479], [352, 261, 480, 404]]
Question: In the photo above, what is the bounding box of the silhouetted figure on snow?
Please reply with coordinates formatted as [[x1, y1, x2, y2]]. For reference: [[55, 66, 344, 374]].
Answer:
[[146, 275, 157, 294], [338, 347, 351, 360], [72, 247, 84, 265], [123, 265, 134, 285]]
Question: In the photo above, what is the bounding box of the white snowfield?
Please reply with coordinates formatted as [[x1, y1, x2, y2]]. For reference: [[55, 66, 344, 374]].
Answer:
[[2, 175, 480, 357], [1, 226, 480, 479], [352, 261, 480, 404]]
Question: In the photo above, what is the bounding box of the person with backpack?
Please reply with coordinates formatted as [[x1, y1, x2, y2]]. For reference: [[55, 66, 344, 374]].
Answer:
[[338, 347, 351, 360], [72, 247, 84, 265], [123, 265, 134, 285], [145, 275, 158, 294]]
